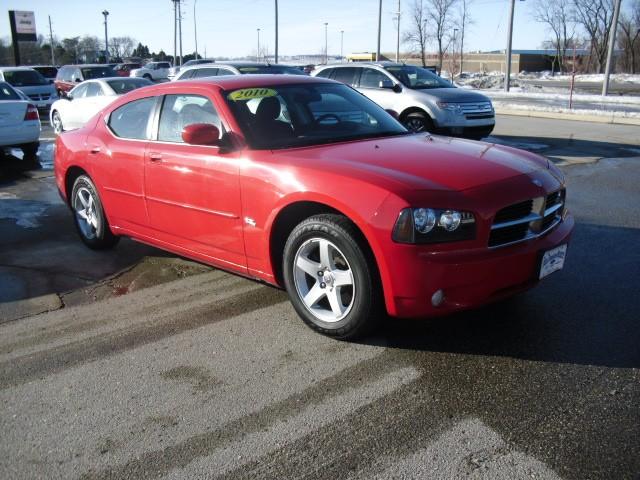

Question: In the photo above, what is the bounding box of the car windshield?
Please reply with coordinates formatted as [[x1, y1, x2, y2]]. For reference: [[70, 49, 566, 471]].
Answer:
[[0, 82, 20, 100], [3, 70, 48, 86], [82, 67, 116, 80], [107, 78, 152, 94], [384, 65, 453, 89], [225, 82, 409, 150], [238, 66, 306, 75]]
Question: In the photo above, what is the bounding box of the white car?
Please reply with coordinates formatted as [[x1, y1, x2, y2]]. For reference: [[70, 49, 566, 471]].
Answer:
[[129, 61, 172, 81], [49, 77, 152, 134], [0, 81, 41, 162]]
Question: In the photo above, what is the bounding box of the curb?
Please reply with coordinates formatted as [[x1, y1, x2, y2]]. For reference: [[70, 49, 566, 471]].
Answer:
[[494, 107, 640, 126]]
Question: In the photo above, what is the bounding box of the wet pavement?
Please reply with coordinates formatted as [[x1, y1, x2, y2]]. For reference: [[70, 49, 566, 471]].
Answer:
[[0, 116, 639, 479]]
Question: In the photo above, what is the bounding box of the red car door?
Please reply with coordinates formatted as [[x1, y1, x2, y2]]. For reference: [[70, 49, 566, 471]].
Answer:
[[89, 96, 157, 230], [144, 91, 246, 272]]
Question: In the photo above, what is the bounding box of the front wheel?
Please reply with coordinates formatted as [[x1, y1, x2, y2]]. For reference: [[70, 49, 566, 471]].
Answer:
[[403, 112, 435, 133], [143, 73, 152, 80], [283, 214, 380, 339], [51, 110, 64, 135], [71, 175, 119, 250]]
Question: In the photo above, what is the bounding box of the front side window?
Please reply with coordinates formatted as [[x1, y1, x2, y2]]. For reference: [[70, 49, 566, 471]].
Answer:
[[384, 65, 453, 89], [157, 94, 221, 143], [192, 68, 218, 78], [359, 68, 391, 88], [70, 83, 89, 98], [225, 83, 408, 150], [314, 68, 333, 79], [108, 97, 156, 140]]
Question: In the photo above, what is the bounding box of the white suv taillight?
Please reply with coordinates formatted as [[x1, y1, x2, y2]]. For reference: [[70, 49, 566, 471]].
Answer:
[[24, 104, 39, 121]]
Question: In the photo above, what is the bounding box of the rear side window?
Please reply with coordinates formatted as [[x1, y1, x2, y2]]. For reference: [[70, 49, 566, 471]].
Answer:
[[108, 97, 156, 140], [159, 63, 171, 69], [217, 68, 234, 76], [359, 68, 390, 88], [330, 68, 360, 87], [314, 68, 333, 78], [157, 94, 220, 143], [85, 83, 104, 97], [192, 68, 218, 78]]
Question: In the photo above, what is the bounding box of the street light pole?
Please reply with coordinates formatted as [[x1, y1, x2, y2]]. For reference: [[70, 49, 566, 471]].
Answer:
[[396, 0, 401, 63], [178, 0, 183, 66], [194, 0, 198, 59], [324, 22, 328, 64], [340, 30, 344, 62], [602, 0, 622, 96], [102, 10, 109, 63], [376, 0, 382, 61], [257, 28, 261, 62], [504, 0, 515, 92], [275, 0, 279, 63]]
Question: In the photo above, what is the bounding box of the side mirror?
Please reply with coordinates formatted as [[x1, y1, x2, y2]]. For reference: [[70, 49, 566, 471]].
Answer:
[[181, 123, 220, 146], [385, 109, 399, 120], [392, 83, 402, 93], [67, 93, 74, 101]]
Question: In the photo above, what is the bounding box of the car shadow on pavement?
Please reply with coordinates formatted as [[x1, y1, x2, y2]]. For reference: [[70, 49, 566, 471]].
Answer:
[[370, 221, 640, 369], [488, 134, 640, 164]]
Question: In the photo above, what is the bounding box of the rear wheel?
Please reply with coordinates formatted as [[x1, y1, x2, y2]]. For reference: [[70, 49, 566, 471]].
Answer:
[[71, 175, 119, 250], [403, 112, 435, 133], [51, 110, 64, 135], [143, 73, 152, 80], [283, 214, 380, 339]]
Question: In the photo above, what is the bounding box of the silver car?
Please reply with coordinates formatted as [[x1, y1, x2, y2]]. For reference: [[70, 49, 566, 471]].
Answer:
[[312, 62, 494, 139], [0, 67, 58, 112]]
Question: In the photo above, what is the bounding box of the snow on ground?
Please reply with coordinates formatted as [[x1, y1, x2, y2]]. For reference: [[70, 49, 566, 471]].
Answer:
[[492, 102, 640, 119], [484, 90, 640, 105]]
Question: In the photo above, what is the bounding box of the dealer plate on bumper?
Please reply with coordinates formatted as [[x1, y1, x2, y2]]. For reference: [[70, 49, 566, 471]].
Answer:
[[539, 244, 567, 279]]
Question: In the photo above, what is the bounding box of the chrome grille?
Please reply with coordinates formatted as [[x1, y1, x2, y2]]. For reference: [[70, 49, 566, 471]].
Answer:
[[28, 93, 51, 101], [460, 102, 494, 120], [489, 189, 565, 248]]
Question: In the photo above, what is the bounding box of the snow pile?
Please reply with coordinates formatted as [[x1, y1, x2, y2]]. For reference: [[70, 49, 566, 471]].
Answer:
[[492, 102, 640, 119], [484, 90, 640, 105]]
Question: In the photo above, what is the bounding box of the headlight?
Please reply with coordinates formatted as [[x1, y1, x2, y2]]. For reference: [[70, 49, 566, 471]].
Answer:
[[436, 101, 463, 114], [393, 207, 476, 244]]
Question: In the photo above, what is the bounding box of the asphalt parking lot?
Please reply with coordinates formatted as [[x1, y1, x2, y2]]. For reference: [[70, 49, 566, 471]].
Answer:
[[0, 115, 639, 479]]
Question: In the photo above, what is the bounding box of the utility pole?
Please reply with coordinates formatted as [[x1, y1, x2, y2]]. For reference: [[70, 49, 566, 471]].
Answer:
[[178, 0, 183, 66], [376, 0, 382, 61], [340, 30, 344, 62], [275, 0, 279, 63], [48, 15, 55, 65], [194, 0, 198, 59], [504, 0, 515, 92], [257, 28, 261, 62], [173, 0, 178, 66], [102, 10, 109, 63], [324, 22, 328, 64], [396, 0, 401, 63], [603, 0, 622, 96]]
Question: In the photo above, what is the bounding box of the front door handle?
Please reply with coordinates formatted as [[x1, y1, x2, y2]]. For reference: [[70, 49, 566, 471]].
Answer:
[[89, 146, 101, 154], [149, 153, 163, 162]]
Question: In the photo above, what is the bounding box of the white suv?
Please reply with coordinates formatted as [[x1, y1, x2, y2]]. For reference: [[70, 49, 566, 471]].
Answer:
[[313, 62, 495, 139], [130, 62, 172, 81]]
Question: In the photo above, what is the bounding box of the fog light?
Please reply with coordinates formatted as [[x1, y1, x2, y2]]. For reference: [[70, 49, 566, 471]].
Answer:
[[431, 289, 445, 307]]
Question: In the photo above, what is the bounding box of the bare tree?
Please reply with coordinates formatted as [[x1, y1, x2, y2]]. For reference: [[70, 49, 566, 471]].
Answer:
[[618, 0, 640, 73], [425, 0, 459, 71], [533, 0, 575, 73], [109, 36, 136, 60], [456, 0, 473, 75], [572, 0, 616, 72], [403, 0, 430, 67]]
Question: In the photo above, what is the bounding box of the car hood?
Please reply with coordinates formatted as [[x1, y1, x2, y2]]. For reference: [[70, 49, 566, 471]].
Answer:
[[412, 87, 491, 103], [15, 84, 56, 95], [275, 134, 549, 193]]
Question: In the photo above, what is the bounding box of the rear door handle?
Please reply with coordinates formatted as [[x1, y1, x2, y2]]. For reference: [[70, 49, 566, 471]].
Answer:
[[89, 146, 101, 154], [149, 153, 163, 162]]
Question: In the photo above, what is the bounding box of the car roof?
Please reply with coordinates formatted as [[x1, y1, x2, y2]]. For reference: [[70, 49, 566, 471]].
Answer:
[[0, 67, 39, 72], [317, 62, 404, 69], [147, 74, 334, 92], [59, 64, 113, 68]]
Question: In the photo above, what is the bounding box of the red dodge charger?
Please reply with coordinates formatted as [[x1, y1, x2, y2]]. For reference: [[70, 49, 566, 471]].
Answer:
[[54, 75, 573, 338]]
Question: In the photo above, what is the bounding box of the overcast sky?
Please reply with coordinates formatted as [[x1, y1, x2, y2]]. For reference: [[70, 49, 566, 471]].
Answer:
[[4, 0, 557, 58]]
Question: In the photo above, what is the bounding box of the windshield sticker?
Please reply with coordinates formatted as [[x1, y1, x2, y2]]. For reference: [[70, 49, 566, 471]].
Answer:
[[228, 88, 277, 101]]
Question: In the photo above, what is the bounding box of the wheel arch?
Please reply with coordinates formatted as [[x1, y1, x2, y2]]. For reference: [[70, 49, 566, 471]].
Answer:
[[64, 166, 89, 204], [399, 106, 433, 123], [267, 197, 398, 315]]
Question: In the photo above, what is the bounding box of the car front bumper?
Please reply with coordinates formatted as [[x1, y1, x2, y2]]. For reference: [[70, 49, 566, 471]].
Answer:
[[384, 213, 574, 318]]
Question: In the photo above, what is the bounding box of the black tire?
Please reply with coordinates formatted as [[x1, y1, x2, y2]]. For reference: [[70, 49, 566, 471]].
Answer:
[[21, 142, 39, 163], [51, 110, 64, 135], [403, 112, 435, 133], [282, 214, 381, 339], [70, 175, 119, 250], [143, 73, 152, 80]]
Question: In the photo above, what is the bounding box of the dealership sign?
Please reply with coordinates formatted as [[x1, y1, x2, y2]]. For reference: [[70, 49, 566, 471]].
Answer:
[[9, 10, 38, 42]]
